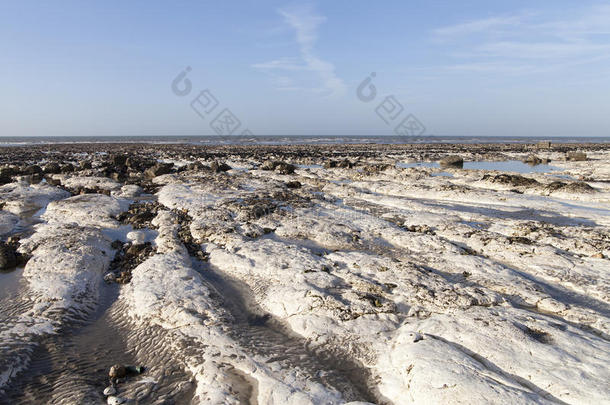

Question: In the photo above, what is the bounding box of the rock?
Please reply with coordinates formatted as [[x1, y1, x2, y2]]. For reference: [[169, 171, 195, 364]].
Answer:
[[43, 162, 62, 174], [210, 161, 231, 173], [80, 161, 92, 170], [546, 181, 595, 193], [126, 243, 147, 256], [111, 154, 128, 166], [103, 386, 117, 396], [566, 151, 587, 161], [61, 163, 75, 173], [0, 167, 17, 177], [275, 162, 296, 175], [0, 175, 12, 185], [439, 155, 464, 167], [109, 364, 127, 379], [144, 162, 173, 178], [24, 165, 43, 175], [323, 159, 353, 169], [522, 154, 542, 165], [537, 141, 551, 149], [592, 253, 604, 259], [0, 242, 17, 270], [126, 231, 148, 245], [104, 272, 117, 283], [482, 173, 539, 187], [107, 396, 126, 405], [186, 161, 208, 171], [260, 161, 278, 171], [261, 161, 296, 174], [286, 181, 301, 189]]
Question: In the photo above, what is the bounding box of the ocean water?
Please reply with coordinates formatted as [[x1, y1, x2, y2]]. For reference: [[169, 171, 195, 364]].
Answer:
[[0, 135, 609, 146]]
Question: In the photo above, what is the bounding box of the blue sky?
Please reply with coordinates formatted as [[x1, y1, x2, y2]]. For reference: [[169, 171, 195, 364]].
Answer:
[[1, 0, 609, 137]]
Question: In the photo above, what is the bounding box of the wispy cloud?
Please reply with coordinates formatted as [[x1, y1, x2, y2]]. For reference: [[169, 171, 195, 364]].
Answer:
[[433, 15, 525, 37], [434, 5, 610, 74], [253, 4, 346, 96]]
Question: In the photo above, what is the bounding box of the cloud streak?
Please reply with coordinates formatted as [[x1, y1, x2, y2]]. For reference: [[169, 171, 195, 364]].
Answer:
[[434, 5, 610, 73], [253, 5, 346, 96]]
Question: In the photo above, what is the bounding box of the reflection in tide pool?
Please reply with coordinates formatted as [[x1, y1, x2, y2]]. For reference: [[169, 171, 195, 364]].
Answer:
[[397, 160, 564, 174], [463, 160, 562, 173]]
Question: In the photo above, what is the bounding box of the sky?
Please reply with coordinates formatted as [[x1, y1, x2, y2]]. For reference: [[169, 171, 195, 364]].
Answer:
[[1, 0, 609, 137]]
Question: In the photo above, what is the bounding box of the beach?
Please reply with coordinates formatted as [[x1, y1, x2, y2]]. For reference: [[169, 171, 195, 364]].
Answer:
[[0, 141, 609, 404]]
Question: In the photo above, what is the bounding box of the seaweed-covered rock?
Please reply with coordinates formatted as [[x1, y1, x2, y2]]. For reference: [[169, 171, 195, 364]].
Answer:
[[60, 163, 75, 173], [0, 242, 17, 270], [260, 161, 295, 174], [323, 159, 353, 169], [522, 155, 547, 165], [439, 155, 463, 167], [566, 151, 587, 161], [482, 173, 539, 187], [286, 180, 301, 189], [546, 181, 596, 193], [43, 162, 62, 174], [210, 161, 231, 173], [144, 162, 174, 178], [23, 165, 43, 175]]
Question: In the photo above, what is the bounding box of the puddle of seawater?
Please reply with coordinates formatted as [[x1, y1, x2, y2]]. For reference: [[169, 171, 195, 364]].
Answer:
[[396, 162, 438, 169], [296, 164, 323, 169], [398, 160, 564, 174], [0, 266, 24, 301], [463, 160, 562, 173]]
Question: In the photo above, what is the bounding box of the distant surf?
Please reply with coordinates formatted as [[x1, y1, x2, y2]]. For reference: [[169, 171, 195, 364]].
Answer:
[[0, 135, 609, 146]]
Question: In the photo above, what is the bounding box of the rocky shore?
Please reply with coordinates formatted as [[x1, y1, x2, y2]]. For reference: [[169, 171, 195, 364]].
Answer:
[[0, 142, 609, 404]]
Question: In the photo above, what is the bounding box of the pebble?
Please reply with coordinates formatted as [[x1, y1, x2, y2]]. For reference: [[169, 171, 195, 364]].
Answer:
[[104, 272, 117, 283], [107, 396, 126, 405], [109, 364, 127, 379], [103, 386, 117, 396]]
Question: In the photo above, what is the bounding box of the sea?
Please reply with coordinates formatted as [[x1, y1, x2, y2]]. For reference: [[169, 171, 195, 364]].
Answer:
[[0, 135, 609, 146]]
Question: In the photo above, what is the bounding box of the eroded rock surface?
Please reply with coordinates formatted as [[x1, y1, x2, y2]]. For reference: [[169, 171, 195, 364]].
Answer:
[[0, 142, 608, 404]]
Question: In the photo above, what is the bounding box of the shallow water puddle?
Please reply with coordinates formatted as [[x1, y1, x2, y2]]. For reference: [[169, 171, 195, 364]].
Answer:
[[0, 267, 23, 301], [464, 160, 563, 173], [397, 160, 564, 174]]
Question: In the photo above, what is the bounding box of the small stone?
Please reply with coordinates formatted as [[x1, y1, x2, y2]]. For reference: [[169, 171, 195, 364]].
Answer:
[[109, 364, 127, 379], [107, 396, 125, 405], [104, 272, 117, 283], [592, 252, 604, 259], [103, 386, 117, 396]]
